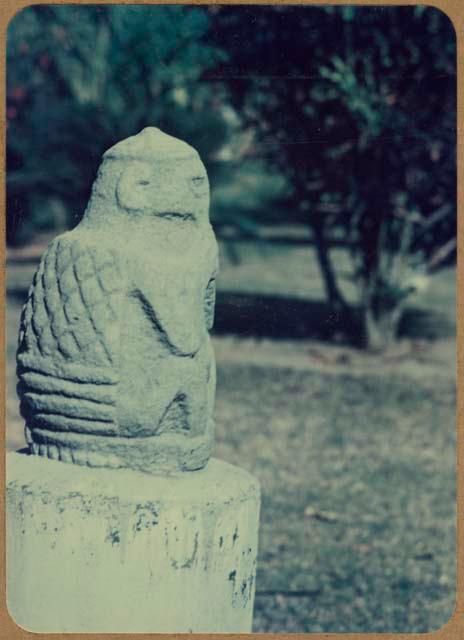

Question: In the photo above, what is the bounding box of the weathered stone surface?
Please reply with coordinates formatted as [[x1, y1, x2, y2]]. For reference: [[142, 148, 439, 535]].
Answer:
[[7, 452, 260, 633], [16, 127, 219, 472]]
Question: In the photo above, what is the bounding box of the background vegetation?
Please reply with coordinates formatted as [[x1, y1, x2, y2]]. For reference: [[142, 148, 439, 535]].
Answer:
[[7, 4, 456, 348], [6, 4, 456, 633]]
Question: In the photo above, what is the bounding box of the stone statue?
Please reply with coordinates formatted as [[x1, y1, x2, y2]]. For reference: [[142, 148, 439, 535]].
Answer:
[[16, 127, 219, 473]]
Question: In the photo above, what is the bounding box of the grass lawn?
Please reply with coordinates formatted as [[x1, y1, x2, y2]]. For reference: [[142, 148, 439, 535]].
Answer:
[[214, 362, 455, 632], [6, 240, 456, 632]]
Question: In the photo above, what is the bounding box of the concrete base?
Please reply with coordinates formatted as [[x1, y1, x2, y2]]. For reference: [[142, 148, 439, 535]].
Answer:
[[6, 452, 260, 633]]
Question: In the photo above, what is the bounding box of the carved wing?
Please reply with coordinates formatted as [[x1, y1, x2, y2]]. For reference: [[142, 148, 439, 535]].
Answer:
[[17, 234, 124, 436], [132, 274, 206, 357], [133, 246, 218, 357]]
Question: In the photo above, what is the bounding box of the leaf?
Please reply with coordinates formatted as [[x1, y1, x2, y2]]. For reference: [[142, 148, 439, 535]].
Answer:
[[304, 506, 340, 523]]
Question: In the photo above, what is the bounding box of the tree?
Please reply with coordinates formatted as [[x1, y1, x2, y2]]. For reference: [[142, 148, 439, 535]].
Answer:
[[209, 5, 456, 349], [7, 5, 228, 244]]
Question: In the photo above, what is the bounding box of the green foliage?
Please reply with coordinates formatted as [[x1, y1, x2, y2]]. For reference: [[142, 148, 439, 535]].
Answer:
[[209, 6, 456, 344], [7, 5, 457, 347], [7, 5, 228, 244]]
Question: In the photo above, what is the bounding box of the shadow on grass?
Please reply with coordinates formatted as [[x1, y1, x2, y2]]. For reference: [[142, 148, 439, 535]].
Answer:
[[7, 288, 454, 347], [214, 291, 361, 344], [214, 292, 454, 346]]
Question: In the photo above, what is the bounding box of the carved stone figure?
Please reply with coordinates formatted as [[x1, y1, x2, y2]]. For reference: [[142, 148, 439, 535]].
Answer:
[[16, 127, 219, 473]]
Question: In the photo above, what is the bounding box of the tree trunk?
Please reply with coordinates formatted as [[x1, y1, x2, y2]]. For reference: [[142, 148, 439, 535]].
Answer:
[[311, 222, 347, 312], [363, 302, 405, 352]]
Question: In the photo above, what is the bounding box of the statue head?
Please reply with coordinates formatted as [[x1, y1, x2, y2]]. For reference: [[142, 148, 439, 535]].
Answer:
[[86, 127, 210, 222]]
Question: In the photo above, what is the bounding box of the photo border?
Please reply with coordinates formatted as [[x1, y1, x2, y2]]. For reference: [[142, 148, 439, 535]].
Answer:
[[1, 0, 461, 638]]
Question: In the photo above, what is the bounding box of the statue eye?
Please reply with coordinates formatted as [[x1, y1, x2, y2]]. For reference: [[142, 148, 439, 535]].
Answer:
[[138, 180, 150, 186], [190, 175, 208, 198]]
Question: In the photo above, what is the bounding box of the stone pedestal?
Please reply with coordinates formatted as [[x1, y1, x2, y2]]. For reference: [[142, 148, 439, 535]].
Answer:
[[6, 452, 260, 633]]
